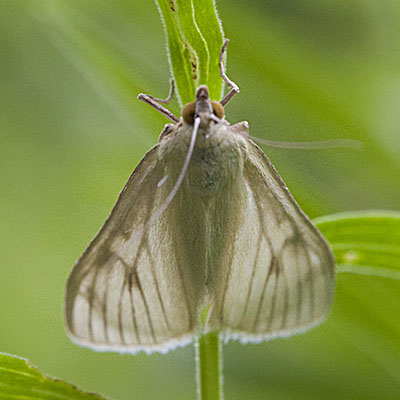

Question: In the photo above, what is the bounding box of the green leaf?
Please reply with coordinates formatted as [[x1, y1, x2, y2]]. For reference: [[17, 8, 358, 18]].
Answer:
[[156, 0, 224, 105], [0, 353, 107, 400], [314, 211, 400, 280]]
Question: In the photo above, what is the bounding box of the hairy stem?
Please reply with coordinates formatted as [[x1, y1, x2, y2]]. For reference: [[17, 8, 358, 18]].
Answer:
[[196, 332, 223, 400]]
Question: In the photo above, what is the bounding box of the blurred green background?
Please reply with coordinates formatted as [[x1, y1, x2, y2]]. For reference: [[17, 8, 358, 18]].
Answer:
[[1, 0, 400, 399]]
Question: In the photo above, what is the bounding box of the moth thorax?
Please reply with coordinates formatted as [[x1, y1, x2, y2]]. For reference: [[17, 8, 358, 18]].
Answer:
[[186, 142, 243, 199]]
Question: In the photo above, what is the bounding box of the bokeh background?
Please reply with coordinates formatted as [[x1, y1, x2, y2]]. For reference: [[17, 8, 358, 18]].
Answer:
[[1, 0, 400, 399]]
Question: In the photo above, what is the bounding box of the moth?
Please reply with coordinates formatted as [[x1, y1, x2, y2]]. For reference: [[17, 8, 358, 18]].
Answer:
[[65, 40, 335, 354]]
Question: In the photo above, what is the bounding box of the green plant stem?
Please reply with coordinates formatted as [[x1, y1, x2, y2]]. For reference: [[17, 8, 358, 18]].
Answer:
[[196, 332, 223, 400]]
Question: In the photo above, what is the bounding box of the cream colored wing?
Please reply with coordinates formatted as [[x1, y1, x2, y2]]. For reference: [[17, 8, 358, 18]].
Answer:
[[65, 145, 201, 354], [208, 139, 335, 341]]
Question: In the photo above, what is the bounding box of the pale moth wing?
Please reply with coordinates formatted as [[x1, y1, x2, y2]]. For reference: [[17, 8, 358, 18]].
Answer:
[[65, 144, 204, 354], [66, 43, 335, 352], [207, 139, 335, 341]]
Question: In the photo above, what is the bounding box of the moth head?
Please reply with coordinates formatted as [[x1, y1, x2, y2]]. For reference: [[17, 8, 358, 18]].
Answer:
[[181, 85, 225, 126]]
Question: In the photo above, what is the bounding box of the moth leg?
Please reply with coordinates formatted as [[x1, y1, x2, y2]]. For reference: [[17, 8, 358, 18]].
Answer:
[[230, 121, 249, 137], [137, 80, 179, 123], [149, 79, 175, 105], [219, 39, 240, 107]]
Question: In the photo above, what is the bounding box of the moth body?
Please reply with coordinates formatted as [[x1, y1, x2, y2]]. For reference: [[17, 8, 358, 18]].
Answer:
[[65, 85, 335, 354], [161, 119, 245, 198]]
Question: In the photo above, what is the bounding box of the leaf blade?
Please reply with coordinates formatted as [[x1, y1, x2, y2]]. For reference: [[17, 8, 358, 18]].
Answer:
[[157, 0, 224, 104], [314, 211, 400, 280], [0, 353, 107, 400], [156, 0, 196, 105], [191, 0, 224, 100], [176, 0, 208, 86]]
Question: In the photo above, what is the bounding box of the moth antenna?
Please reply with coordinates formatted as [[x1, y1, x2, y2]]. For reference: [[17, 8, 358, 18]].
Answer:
[[141, 117, 200, 236], [137, 80, 179, 123], [251, 136, 364, 150], [219, 39, 240, 107]]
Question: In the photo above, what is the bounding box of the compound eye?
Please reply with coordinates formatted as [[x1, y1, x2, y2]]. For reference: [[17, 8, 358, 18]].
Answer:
[[182, 102, 196, 125], [211, 101, 224, 119]]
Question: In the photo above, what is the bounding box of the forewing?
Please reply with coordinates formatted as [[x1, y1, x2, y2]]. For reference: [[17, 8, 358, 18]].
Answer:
[[65, 145, 199, 354], [209, 139, 335, 341]]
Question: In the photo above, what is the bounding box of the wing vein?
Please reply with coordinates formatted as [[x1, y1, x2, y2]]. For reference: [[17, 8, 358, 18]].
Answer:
[[303, 248, 315, 321], [128, 270, 141, 344], [173, 239, 193, 330], [117, 279, 127, 345], [318, 247, 334, 314], [87, 268, 99, 342], [102, 264, 112, 343], [145, 241, 171, 332], [252, 199, 276, 332], [279, 246, 289, 330], [295, 244, 303, 326], [136, 269, 157, 343], [127, 191, 159, 344], [239, 228, 263, 328], [253, 255, 276, 331], [220, 240, 236, 324]]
